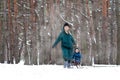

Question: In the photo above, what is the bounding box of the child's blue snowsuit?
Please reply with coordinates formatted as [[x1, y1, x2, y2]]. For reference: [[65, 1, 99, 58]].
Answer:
[[72, 52, 82, 64]]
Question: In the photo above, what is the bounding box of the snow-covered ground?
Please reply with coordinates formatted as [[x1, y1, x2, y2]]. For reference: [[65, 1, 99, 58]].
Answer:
[[0, 63, 120, 80]]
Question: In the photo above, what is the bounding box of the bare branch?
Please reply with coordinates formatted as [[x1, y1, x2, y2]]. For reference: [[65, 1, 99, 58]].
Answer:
[[59, 14, 74, 26]]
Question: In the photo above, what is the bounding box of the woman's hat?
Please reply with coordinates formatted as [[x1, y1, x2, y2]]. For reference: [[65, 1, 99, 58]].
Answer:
[[63, 23, 71, 28]]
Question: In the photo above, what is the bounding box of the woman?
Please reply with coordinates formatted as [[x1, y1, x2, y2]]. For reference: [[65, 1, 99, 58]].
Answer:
[[52, 23, 76, 68]]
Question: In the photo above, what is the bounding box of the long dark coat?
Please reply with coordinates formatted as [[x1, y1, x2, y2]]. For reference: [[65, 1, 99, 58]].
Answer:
[[52, 30, 76, 61]]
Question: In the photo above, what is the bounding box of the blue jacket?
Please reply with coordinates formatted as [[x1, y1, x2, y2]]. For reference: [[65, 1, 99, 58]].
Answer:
[[72, 52, 82, 62]]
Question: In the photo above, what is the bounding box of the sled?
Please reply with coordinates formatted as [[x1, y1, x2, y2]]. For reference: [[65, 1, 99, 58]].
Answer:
[[71, 60, 81, 68]]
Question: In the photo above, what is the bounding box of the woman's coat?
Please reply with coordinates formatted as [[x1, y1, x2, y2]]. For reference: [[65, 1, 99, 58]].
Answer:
[[52, 28, 76, 61]]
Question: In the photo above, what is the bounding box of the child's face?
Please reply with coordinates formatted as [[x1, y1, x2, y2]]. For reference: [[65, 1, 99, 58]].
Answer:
[[75, 49, 79, 53]]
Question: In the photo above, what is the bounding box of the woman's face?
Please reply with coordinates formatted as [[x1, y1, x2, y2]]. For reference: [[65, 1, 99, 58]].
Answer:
[[64, 26, 70, 32]]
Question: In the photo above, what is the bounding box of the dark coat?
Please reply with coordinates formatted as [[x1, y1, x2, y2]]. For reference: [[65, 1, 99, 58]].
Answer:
[[52, 30, 76, 61], [72, 52, 82, 62]]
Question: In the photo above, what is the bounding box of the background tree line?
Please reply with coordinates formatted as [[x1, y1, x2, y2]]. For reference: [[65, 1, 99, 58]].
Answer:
[[0, 0, 120, 65]]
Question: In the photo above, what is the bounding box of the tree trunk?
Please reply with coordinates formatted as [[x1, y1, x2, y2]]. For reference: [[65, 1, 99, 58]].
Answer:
[[116, 0, 120, 65], [8, 0, 14, 64]]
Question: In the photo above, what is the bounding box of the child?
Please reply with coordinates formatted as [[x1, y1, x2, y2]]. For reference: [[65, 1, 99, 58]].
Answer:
[[72, 48, 82, 68]]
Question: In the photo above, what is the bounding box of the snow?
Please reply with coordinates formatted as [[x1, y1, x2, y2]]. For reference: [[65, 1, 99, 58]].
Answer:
[[41, 6, 43, 7], [48, 32, 51, 36], [0, 63, 120, 80]]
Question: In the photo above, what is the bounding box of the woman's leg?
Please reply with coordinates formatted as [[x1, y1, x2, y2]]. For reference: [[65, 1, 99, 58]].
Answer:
[[67, 60, 71, 68], [64, 60, 68, 68], [62, 48, 68, 68], [62, 48, 73, 68], [67, 49, 73, 68]]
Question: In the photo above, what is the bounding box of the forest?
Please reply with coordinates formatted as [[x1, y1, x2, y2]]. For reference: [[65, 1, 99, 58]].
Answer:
[[0, 0, 120, 65]]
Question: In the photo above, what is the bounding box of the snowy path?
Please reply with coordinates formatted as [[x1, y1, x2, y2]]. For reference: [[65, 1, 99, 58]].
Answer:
[[0, 64, 120, 80]]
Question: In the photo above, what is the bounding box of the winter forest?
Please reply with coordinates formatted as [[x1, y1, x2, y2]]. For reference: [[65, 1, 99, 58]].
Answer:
[[0, 0, 120, 66]]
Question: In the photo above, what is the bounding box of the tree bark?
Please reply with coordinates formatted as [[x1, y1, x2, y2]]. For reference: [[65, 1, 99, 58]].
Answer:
[[116, 0, 120, 65]]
